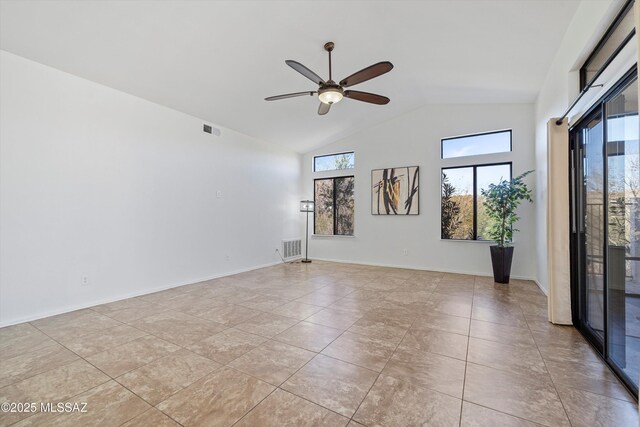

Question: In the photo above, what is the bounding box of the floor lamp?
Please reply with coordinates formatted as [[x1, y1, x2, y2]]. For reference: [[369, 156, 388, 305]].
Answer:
[[300, 200, 314, 263]]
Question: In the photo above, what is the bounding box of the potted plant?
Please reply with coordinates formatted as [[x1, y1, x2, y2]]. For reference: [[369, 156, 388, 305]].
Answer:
[[480, 170, 533, 283]]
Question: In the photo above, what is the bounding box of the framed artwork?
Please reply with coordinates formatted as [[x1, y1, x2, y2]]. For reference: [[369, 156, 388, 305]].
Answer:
[[371, 166, 419, 215]]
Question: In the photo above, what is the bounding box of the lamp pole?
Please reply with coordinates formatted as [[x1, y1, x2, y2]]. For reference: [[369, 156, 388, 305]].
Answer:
[[300, 200, 313, 263], [303, 209, 311, 263]]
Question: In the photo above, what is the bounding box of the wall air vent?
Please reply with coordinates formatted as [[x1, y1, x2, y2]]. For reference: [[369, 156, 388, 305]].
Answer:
[[281, 239, 302, 261], [203, 124, 221, 136]]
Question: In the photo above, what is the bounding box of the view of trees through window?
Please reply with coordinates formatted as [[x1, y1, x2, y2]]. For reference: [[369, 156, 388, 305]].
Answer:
[[314, 179, 334, 235], [441, 163, 511, 240], [315, 176, 354, 236], [314, 152, 355, 172]]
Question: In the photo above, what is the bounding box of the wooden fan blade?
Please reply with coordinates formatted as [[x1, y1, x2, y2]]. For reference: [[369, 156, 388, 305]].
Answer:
[[339, 61, 393, 88], [286, 60, 326, 85], [344, 90, 390, 105], [265, 91, 316, 101], [318, 102, 331, 115]]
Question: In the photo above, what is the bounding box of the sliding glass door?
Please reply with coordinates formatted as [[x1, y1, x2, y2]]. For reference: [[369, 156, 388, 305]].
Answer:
[[576, 109, 606, 347], [571, 68, 639, 395], [605, 76, 640, 387]]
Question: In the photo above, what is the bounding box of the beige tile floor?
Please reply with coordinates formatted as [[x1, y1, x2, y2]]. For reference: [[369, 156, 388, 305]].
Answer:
[[0, 261, 638, 426]]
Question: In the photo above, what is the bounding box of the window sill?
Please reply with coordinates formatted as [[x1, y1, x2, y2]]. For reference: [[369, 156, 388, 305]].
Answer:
[[440, 239, 504, 244], [312, 234, 355, 238]]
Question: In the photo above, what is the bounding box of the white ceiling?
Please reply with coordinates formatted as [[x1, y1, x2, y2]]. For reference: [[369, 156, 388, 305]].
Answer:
[[0, 0, 580, 152]]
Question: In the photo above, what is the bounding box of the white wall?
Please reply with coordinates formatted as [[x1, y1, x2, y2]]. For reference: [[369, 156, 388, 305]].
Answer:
[[0, 51, 301, 327], [302, 103, 537, 280], [534, 0, 623, 293]]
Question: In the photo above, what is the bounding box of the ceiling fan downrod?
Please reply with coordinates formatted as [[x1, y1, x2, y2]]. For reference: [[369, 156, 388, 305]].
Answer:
[[324, 41, 334, 82]]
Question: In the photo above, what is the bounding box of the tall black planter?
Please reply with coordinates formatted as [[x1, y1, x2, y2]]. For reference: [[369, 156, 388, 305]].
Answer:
[[490, 246, 514, 284]]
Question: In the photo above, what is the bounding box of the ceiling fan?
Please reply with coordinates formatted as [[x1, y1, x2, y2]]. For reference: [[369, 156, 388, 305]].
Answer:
[[265, 41, 393, 115]]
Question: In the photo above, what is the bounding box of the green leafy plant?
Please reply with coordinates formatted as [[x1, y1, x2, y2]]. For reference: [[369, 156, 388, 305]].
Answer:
[[441, 172, 461, 239], [480, 171, 534, 247]]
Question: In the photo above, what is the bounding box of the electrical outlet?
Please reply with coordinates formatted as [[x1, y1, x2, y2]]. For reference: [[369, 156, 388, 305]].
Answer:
[[225, 255, 230, 261], [81, 276, 89, 286], [216, 190, 223, 198], [402, 249, 408, 256]]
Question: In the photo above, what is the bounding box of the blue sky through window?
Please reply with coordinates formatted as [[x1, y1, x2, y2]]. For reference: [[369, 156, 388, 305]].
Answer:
[[444, 164, 511, 196], [442, 130, 511, 159]]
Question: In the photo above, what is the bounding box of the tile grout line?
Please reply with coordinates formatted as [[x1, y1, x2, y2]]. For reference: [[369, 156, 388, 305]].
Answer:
[[221, 273, 367, 426], [34, 317, 192, 427], [522, 303, 575, 427], [268, 312, 358, 399], [360, 276, 478, 403], [346, 275, 431, 425], [119, 407, 186, 427], [456, 280, 555, 427], [457, 278, 570, 427], [30, 306, 238, 427], [229, 274, 419, 425], [527, 318, 638, 404], [467, 280, 575, 426], [112, 272, 334, 426], [458, 276, 476, 426], [227, 368, 280, 427], [7, 321, 119, 426], [225, 357, 352, 425], [28, 315, 134, 372], [228, 282, 364, 426]]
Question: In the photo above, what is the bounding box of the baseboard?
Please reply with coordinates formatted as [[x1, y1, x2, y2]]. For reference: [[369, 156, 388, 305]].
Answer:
[[533, 279, 549, 296], [0, 260, 281, 328], [311, 257, 538, 282]]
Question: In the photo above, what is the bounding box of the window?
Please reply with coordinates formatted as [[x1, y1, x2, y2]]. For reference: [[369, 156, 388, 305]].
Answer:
[[314, 152, 355, 172], [580, 0, 635, 90], [441, 130, 511, 159], [441, 163, 512, 240], [314, 176, 354, 235]]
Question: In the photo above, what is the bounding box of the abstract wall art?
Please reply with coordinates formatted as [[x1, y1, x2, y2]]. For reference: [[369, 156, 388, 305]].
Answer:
[[371, 166, 419, 215]]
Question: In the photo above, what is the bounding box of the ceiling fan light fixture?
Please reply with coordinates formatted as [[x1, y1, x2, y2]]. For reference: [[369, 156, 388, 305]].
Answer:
[[318, 88, 343, 104]]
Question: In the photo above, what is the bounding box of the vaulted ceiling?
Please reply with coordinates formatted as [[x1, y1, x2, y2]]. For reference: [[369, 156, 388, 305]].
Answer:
[[0, 0, 580, 152]]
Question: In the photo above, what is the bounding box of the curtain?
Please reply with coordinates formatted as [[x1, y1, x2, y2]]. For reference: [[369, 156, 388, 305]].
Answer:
[[547, 118, 572, 325]]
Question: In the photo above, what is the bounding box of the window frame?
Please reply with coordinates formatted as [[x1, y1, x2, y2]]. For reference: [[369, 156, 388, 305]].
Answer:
[[441, 161, 512, 241], [313, 151, 355, 172], [313, 175, 355, 236], [440, 129, 512, 160], [579, 0, 636, 91]]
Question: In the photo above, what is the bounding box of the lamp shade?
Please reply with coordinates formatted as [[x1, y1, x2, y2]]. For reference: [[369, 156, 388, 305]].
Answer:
[[300, 200, 314, 212]]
